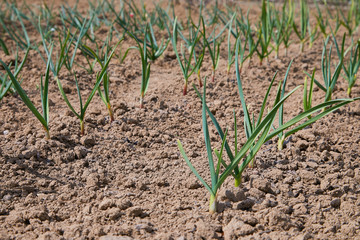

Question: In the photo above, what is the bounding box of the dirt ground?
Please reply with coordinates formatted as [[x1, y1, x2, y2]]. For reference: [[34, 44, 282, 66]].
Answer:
[[1, 0, 360, 239]]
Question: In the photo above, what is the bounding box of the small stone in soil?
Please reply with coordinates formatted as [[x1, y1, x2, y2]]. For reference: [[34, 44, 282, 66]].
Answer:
[[330, 198, 341, 208], [127, 206, 147, 218], [80, 136, 96, 148], [99, 199, 115, 210], [237, 198, 255, 210], [186, 181, 201, 189]]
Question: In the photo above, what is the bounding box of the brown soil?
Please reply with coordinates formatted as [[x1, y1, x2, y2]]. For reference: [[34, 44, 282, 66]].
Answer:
[[1, 1, 360, 239]]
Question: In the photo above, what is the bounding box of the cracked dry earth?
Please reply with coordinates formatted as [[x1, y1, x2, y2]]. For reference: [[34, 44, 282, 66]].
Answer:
[[1, 0, 360, 239]]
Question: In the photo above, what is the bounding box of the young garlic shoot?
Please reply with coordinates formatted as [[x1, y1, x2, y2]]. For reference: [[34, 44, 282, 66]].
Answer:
[[271, 9, 282, 59], [0, 47, 51, 139], [245, 12, 259, 68], [276, 60, 293, 151], [0, 46, 28, 101], [63, 15, 95, 73], [315, 1, 329, 39], [237, 31, 250, 74], [292, 0, 309, 53], [305, 35, 343, 105], [333, 34, 360, 97], [125, 25, 152, 108], [56, 42, 119, 135], [303, 68, 316, 120], [82, 37, 125, 121], [200, 17, 221, 82], [193, 38, 299, 187], [282, 0, 294, 57], [307, 18, 319, 50], [268, 96, 360, 151], [171, 18, 202, 95], [186, 8, 206, 88], [0, 37, 9, 55], [146, 23, 170, 62], [256, 0, 274, 65], [226, 14, 237, 75], [339, 0, 357, 37], [179, 75, 294, 214], [0, 5, 31, 50]]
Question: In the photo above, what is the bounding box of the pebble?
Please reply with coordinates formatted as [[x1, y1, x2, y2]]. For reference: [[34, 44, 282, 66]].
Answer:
[[330, 198, 341, 208], [223, 218, 255, 239], [80, 136, 96, 148], [99, 199, 115, 210], [224, 189, 246, 202], [237, 198, 255, 210], [127, 206, 146, 218], [252, 178, 273, 193]]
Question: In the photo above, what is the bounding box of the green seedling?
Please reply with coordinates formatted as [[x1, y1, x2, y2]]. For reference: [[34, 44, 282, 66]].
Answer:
[[308, 21, 319, 49], [190, 41, 205, 88], [271, 5, 284, 59], [0, 47, 28, 100], [306, 35, 343, 104], [226, 14, 237, 75], [0, 4, 31, 50], [333, 34, 360, 97], [171, 18, 202, 95], [274, 60, 293, 151], [256, 0, 274, 65], [0, 38, 9, 55], [281, 0, 294, 57], [245, 12, 259, 68], [200, 17, 221, 82], [303, 68, 316, 119], [25, 1, 55, 38], [0, 47, 51, 139], [269, 96, 360, 151], [292, 0, 309, 53], [339, 0, 358, 36], [82, 38, 124, 121], [145, 22, 170, 61], [192, 37, 300, 188], [178, 75, 295, 213], [126, 26, 151, 108], [56, 42, 119, 135], [315, 0, 329, 39]]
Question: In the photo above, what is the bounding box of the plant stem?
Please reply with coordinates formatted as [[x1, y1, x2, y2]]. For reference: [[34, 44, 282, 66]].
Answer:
[[212, 69, 215, 82], [209, 194, 217, 214], [80, 120, 85, 136], [300, 42, 304, 53], [249, 159, 255, 168], [43, 126, 50, 139], [197, 70, 202, 88], [278, 135, 285, 150], [107, 103, 114, 122], [140, 97, 144, 108], [234, 174, 242, 187], [183, 82, 188, 95], [347, 87, 352, 97]]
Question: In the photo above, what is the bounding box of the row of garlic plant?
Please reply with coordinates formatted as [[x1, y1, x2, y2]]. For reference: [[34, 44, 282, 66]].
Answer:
[[1, 0, 360, 134], [2, 0, 360, 99]]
